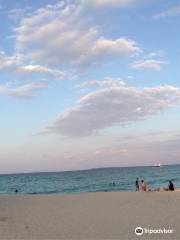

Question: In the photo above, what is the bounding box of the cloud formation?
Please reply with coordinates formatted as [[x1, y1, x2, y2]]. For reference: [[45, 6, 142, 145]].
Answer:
[[0, 82, 48, 99], [153, 5, 180, 19], [44, 84, 180, 137], [132, 59, 166, 71], [86, 0, 140, 8], [0, 63, 67, 97], [17, 65, 52, 74], [16, 64, 67, 80], [78, 77, 125, 89], [15, 2, 140, 67], [0, 0, 142, 103], [0, 51, 21, 70]]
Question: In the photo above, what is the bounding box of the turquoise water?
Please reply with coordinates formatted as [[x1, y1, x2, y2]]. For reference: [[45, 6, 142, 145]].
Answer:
[[0, 165, 180, 194]]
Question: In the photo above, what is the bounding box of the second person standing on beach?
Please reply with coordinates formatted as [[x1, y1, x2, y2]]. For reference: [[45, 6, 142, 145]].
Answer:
[[141, 180, 147, 191]]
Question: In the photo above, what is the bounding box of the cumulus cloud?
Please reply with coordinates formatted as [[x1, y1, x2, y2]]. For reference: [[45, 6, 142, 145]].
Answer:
[[132, 59, 166, 71], [15, 1, 140, 67], [1, 1, 141, 101], [0, 82, 48, 99], [43, 84, 180, 137], [0, 51, 67, 82]]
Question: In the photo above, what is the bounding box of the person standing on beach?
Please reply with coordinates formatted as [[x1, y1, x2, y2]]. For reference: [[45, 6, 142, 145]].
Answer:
[[141, 180, 147, 192], [135, 178, 139, 191]]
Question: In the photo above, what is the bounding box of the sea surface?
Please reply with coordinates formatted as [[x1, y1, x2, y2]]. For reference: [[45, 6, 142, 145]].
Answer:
[[0, 165, 180, 194]]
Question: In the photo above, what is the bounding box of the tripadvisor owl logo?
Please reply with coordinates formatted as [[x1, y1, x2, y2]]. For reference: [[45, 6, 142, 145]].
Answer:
[[135, 227, 144, 236]]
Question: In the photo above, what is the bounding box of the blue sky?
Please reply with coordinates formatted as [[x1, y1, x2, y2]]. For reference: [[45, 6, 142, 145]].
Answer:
[[0, 0, 180, 173]]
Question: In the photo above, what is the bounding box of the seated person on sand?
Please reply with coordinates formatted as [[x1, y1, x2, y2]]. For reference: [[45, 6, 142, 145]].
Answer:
[[140, 180, 147, 192], [164, 180, 175, 191]]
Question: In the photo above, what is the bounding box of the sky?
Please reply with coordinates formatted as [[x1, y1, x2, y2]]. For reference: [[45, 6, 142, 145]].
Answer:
[[0, 0, 180, 173]]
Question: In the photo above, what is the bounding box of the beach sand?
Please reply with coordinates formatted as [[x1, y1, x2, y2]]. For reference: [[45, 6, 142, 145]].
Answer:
[[0, 192, 180, 239]]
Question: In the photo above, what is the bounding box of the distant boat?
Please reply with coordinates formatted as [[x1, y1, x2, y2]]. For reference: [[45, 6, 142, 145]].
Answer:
[[152, 163, 161, 167]]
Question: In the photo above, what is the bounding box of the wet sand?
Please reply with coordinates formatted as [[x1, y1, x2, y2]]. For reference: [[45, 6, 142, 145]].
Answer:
[[0, 192, 180, 239]]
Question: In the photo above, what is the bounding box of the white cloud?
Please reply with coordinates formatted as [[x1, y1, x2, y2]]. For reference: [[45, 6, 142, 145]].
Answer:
[[15, 2, 140, 67], [0, 51, 21, 70], [0, 82, 48, 99], [0, 0, 140, 98], [86, 0, 140, 8], [153, 5, 180, 19], [43, 84, 180, 137], [17, 64, 52, 74], [0, 51, 68, 81], [146, 50, 164, 58], [78, 77, 125, 89], [76, 38, 140, 66], [16, 64, 67, 80], [132, 59, 166, 71]]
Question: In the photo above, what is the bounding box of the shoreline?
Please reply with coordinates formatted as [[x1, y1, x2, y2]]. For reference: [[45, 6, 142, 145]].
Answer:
[[1, 187, 179, 195]]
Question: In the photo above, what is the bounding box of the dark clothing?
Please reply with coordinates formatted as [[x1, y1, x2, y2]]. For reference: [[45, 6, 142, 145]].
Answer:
[[136, 180, 139, 191], [169, 182, 174, 191]]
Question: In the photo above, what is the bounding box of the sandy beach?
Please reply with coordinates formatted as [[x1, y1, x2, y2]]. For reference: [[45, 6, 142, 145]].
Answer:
[[0, 192, 179, 240]]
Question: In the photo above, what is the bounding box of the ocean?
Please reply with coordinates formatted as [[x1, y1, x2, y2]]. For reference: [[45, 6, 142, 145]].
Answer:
[[0, 165, 180, 194]]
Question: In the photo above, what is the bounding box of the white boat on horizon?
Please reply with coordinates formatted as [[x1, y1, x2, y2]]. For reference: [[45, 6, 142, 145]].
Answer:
[[152, 163, 161, 167]]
